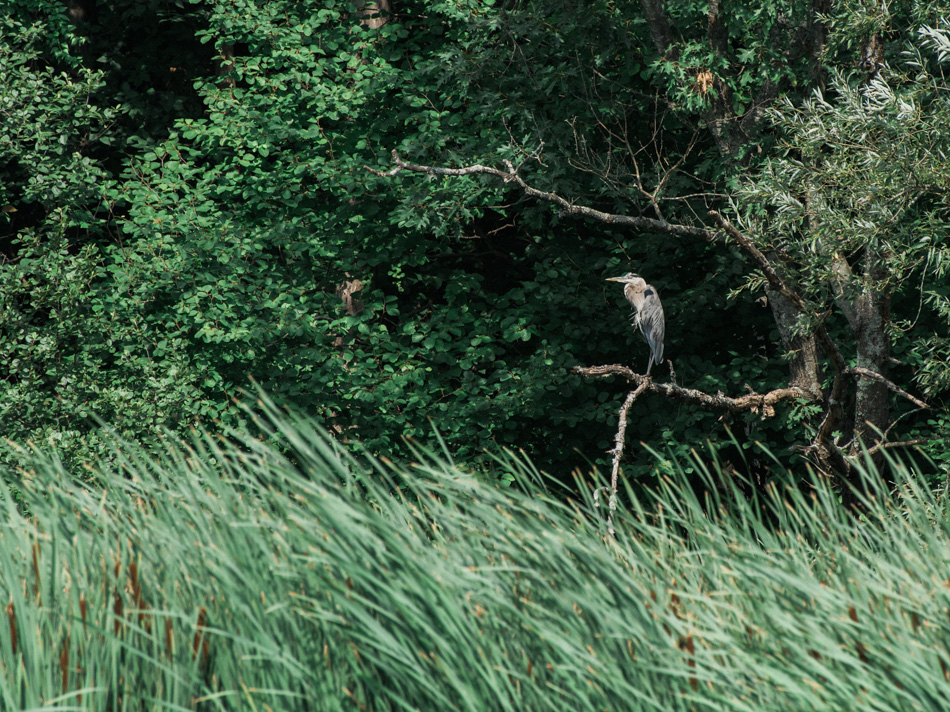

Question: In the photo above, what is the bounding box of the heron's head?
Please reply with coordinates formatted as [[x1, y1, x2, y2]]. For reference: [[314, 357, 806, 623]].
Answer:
[[605, 272, 641, 284]]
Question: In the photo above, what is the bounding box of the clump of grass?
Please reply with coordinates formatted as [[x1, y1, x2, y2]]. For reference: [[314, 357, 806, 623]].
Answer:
[[1, 399, 949, 710]]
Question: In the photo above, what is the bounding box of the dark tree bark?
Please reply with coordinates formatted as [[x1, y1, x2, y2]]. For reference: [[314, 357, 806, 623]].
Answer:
[[851, 290, 891, 450], [638, 0, 676, 59], [216, 43, 236, 88], [852, 299, 892, 447], [767, 287, 823, 399], [834, 253, 891, 454], [806, 0, 832, 84]]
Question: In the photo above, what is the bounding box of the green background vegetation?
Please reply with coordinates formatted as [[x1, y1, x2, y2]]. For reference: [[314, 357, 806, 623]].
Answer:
[[1, 0, 949, 482], [5, 2, 950, 706]]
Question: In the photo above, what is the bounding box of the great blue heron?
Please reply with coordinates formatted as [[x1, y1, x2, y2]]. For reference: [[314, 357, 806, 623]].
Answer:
[[606, 272, 665, 376]]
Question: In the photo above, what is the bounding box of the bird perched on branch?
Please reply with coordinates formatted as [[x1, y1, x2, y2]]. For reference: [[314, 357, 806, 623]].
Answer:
[[606, 273, 665, 376]]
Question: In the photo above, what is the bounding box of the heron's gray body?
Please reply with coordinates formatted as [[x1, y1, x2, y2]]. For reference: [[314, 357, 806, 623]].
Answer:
[[606, 273, 665, 375]]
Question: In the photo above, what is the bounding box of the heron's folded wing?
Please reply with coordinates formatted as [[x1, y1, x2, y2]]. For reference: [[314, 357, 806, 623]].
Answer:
[[639, 292, 665, 363]]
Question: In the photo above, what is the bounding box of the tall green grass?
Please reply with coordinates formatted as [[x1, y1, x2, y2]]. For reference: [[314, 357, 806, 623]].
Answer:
[[1, 401, 950, 710]]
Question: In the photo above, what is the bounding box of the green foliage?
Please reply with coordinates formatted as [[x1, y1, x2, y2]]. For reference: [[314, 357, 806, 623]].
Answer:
[[0, 17, 111, 219], [1, 0, 948, 482], [738, 8, 950, 463], [3, 403, 950, 709]]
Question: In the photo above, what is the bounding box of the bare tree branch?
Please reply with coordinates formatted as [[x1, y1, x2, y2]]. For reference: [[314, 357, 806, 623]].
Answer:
[[705, 217, 849, 396], [707, 210, 805, 310], [366, 154, 821, 319], [864, 438, 932, 458], [594, 382, 649, 536], [368, 154, 823, 328], [706, 211, 852, 469], [366, 152, 856, 380], [848, 367, 930, 410], [572, 364, 809, 417], [366, 151, 715, 242], [367, 151, 853, 383]]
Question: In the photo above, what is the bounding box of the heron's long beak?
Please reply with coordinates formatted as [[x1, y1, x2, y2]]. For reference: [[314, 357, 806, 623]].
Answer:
[[605, 276, 625, 282]]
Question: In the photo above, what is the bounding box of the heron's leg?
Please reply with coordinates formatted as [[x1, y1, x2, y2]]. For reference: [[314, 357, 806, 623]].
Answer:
[[646, 353, 654, 376]]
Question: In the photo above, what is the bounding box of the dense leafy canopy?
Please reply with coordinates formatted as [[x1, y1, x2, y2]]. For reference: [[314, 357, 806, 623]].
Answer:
[[2, 0, 948, 484]]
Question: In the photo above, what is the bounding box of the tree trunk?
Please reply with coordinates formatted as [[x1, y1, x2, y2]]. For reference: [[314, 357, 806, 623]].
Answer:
[[851, 289, 891, 450], [832, 252, 891, 455], [640, 0, 745, 160], [216, 43, 236, 88], [638, 0, 676, 58], [336, 2, 390, 329], [355, 0, 392, 31], [767, 287, 823, 399]]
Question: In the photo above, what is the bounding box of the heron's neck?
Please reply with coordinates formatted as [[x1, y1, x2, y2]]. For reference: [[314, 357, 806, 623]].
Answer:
[[624, 284, 645, 309]]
